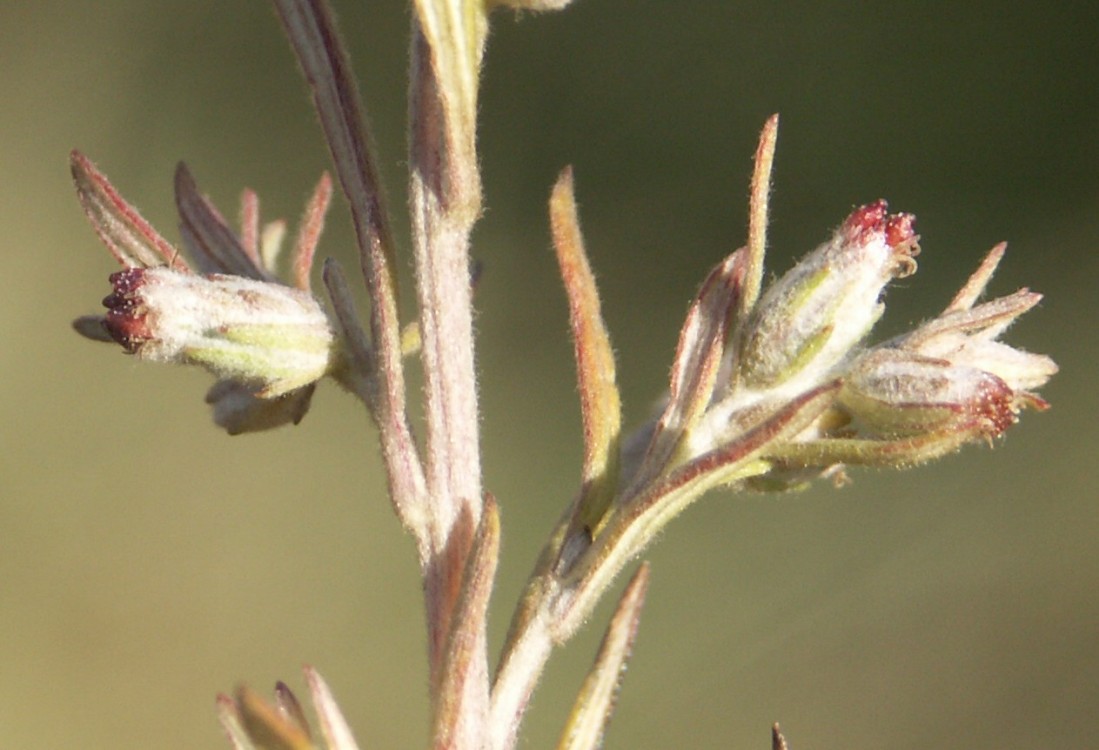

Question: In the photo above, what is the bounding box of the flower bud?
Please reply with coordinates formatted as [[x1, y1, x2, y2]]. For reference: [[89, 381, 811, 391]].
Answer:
[[838, 249, 1057, 445], [839, 349, 1017, 439], [205, 380, 317, 435], [737, 201, 918, 393], [102, 267, 336, 397]]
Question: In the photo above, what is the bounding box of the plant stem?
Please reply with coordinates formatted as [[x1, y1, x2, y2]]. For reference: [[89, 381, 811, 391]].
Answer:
[[408, 4, 491, 747]]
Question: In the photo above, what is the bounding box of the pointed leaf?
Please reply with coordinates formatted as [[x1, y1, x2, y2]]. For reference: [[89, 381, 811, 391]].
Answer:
[[322, 259, 375, 391], [772, 723, 789, 750], [175, 162, 270, 279], [273, 0, 400, 306], [274, 681, 313, 740], [217, 694, 258, 750], [261, 218, 289, 273], [551, 167, 623, 533], [71, 150, 186, 270], [304, 667, 363, 750], [945, 242, 1006, 313], [293, 172, 333, 290], [557, 563, 650, 750], [489, 0, 577, 12], [766, 420, 1001, 469], [239, 188, 262, 267], [235, 685, 313, 750], [410, 0, 486, 192], [634, 250, 744, 488], [903, 289, 1042, 351], [276, 0, 424, 544], [739, 114, 779, 321]]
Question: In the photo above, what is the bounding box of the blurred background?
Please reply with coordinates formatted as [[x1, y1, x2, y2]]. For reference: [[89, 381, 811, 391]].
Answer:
[[2, 2, 1097, 748]]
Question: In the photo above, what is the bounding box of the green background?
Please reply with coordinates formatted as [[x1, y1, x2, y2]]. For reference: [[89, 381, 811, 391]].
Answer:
[[2, 2, 1096, 748]]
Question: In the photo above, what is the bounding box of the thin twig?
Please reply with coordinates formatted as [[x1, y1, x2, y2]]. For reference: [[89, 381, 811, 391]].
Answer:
[[275, 0, 428, 541]]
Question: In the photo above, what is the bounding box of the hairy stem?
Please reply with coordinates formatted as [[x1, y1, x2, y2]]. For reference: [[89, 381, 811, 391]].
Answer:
[[408, 3, 490, 748]]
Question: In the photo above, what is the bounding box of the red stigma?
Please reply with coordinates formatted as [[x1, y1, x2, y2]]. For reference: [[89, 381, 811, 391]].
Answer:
[[971, 374, 1018, 436], [885, 213, 917, 248], [845, 200, 890, 235], [843, 200, 918, 251], [102, 268, 152, 352]]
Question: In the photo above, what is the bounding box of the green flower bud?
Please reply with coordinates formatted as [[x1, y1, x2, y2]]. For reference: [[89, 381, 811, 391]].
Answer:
[[737, 200, 918, 394]]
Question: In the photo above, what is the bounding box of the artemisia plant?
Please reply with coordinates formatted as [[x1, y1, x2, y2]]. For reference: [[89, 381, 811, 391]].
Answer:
[[70, 1, 1056, 748]]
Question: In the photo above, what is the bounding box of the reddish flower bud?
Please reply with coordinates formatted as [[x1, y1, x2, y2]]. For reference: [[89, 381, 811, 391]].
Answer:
[[99, 267, 336, 398], [840, 349, 1018, 439]]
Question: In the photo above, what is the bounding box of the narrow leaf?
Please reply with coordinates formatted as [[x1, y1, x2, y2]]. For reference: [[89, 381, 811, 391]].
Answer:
[[410, 0, 486, 193], [304, 667, 363, 750], [273, 0, 399, 305], [627, 381, 840, 531], [489, 0, 577, 11], [766, 424, 991, 469], [551, 167, 623, 533], [557, 563, 650, 750], [175, 162, 270, 279], [70, 150, 186, 271], [321, 259, 376, 400], [740, 114, 779, 321], [666, 252, 744, 420], [904, 289, 1042, 350], [772, 723, 789, 750], [293, 172, 333, 290], [274, 681, 313, 739], [945, 242, 1006, 313], [217, 694, 258, 750], [261, 218, 289, 273], [276, 0, 425, 541], [239, 188, 262, 267], [235, 685, 313, 750], [634, 251, 744, 488]]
